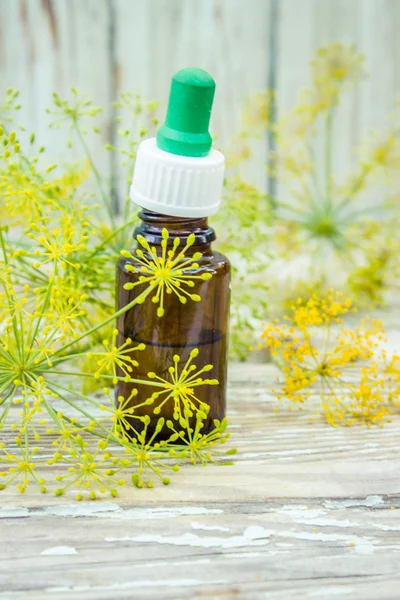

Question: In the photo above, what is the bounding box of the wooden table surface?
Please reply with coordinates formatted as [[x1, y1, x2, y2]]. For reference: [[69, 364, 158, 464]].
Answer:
[[1, 311, 400, 600]]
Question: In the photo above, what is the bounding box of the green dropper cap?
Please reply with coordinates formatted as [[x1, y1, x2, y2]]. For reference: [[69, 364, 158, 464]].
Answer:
[[156, 67, 215, 157]]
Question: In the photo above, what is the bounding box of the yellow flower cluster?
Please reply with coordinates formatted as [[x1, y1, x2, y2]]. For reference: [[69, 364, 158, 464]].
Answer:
[[0, 87, 234, 499], [121, 228, 212, 317], [259, 291, 399, 426]]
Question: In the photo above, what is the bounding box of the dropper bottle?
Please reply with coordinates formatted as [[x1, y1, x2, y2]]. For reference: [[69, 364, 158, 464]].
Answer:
[[116, 67, 230, 439]]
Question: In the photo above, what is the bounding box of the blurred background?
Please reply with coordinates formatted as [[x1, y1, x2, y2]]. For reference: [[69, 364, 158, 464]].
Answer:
[[1, 0, 399, 193]]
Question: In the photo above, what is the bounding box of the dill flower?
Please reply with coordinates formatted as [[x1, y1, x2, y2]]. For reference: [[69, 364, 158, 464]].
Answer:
[[213, 177, 271, 359], [0, 87, 235, 500], [98, 388, 139, 440], [266, 42, 400, 309], [138, 349, 218, 426], [0, 439, 46, 493], [357, 130, 400, 183], [0, 215, 232, 497], [259, 291, 398, 426], [121, 228, 212, 317], [88, 329, 145, 384], [120, 416, 181, 488], [166, 410, 235, 466], [54, 437, 125, 500], [27, 218, 89, 269], [312, 42, 365, 88]]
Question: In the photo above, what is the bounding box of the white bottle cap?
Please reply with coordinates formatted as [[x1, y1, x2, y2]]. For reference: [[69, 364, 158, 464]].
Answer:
[[130, 138, 225, 218]]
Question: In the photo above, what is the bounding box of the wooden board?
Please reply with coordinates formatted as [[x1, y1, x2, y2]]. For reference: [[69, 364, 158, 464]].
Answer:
[[2, 0, 400, 201], [277, 0, 400, 185], [0, 0, 113, 180]]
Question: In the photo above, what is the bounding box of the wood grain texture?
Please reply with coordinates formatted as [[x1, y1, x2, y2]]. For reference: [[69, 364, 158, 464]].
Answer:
[[277, 0, 400, 185], [113, 0, 270, 191], [2, 0, 400, 199], [1, 312, 400, 599], [0, 0, 113, 179]]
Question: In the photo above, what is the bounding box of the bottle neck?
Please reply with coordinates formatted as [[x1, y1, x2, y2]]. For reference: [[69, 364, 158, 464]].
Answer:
[[134, 210, 216, 250]]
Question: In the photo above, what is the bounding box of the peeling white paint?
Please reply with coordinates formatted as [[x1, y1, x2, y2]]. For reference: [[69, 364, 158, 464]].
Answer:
[[308, 586, 354, 597], [139, 558, 211, 568], [12, 504, 223, 520], [0, 507, 29, 518], [41, 546, 77, 556], [49, 578, 227, 593], [280, 506, 359, 528], [107, 506, 223, 520], [301, 518, 358, 528], [240, 459, 270, 466], [105, 525, 271, 549], [44, 502, 120, 517], [276, 530, 375, 554], [240, 447, 319, 459], [191, 522, 230, 532], [275, 542, 294, 548], [224, 551, 264, 558], [324, 496, 384, 509], [373, 523, 400, 532]]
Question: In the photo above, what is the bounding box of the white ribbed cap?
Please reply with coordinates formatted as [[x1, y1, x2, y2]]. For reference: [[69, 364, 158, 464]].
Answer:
[[130, 138, 225, 218]]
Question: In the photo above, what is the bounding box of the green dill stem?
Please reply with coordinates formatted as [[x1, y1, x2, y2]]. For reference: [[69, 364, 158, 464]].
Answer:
[[27, 261, 57, 352], [0, 373, 14, 386], [0, 347, 16, 367], [51, 286, 153, 357], [2, 124, 65, 214], [45, 381, 103, 423], [274, 201, 313, 221], [0, 385, 17, 426], [45, 352, 90, 364], [44, 370, 165, 388], [86, 216, 137, 260], [324, 107, 334, 208], [0, 229, 24, 361], [74, 123, 116, 228], [48, 379, 109, 411], [15, 256, 48, 283], [304, 139, 322, 207], [43, 382, 122, 445]]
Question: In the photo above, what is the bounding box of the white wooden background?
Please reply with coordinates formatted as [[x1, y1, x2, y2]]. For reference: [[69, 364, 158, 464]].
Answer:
[[1, 0, 400, 197]]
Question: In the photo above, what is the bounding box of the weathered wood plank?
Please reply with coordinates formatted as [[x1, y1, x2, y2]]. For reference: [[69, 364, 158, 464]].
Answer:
[[109, 0, 271, 191], [277, 0, 400, 188], [0, 0, 113, 179], [114, 0, 270, 140]]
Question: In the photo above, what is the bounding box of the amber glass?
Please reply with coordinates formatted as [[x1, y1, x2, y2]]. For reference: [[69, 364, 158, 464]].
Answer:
[[116, 210, 230, 439]]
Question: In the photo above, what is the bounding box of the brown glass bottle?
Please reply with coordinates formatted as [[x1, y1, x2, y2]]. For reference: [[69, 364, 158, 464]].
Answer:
[[116, 210, 230, 440]]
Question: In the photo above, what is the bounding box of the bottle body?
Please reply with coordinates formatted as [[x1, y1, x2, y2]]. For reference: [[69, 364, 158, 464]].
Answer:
[[116, 211, 230, 439]]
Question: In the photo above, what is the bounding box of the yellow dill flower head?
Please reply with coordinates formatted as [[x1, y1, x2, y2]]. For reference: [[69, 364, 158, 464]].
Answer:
[[88, 328, 145, 384], [259, 291, 396, 426], [357, 130, 400, 183], [312, 42, 365, 87], [121, 228, 212, 318], [27, 216, 89, 269], [166, 415, 234, 466], [54, 437, 124, 500], [44, 293, 88, 340], [53, 161, 90, 196], [129, 349, 218, 429], [0, 439, 46, 494], [241, 91, 273, 132]]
